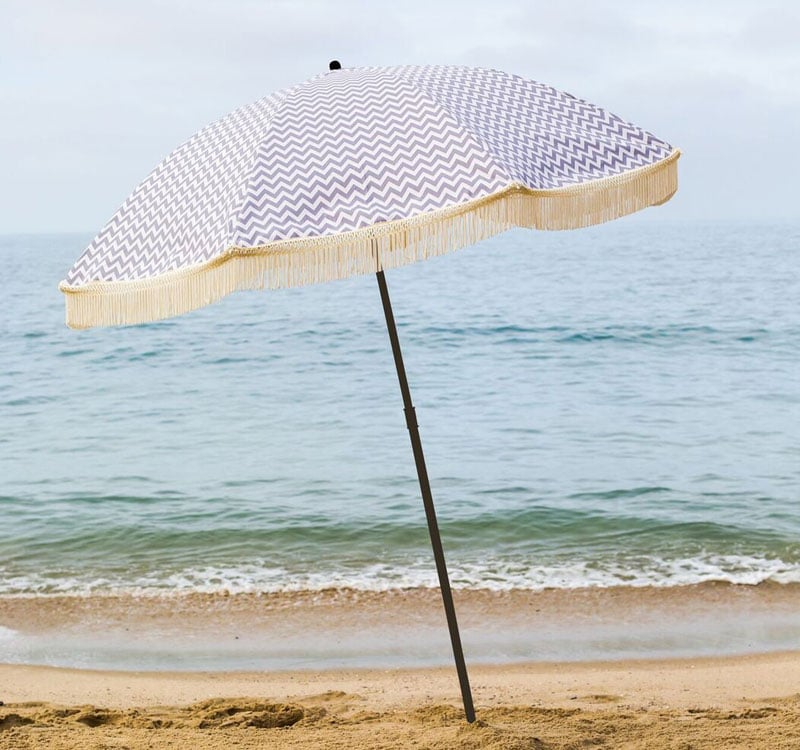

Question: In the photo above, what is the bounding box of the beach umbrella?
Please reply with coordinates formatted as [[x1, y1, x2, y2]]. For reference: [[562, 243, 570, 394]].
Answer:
[[60, 62, 679, 722]]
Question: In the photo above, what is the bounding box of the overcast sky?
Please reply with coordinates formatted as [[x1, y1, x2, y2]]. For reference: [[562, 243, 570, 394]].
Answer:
[[3, 0, 799, 232]]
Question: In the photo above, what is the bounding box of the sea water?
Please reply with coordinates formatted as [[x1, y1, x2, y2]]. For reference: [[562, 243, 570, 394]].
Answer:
[[1, 220, 799, 598]]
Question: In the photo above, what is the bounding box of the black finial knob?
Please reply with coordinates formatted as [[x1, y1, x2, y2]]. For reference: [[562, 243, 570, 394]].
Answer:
[[329, 60, 342, 71]]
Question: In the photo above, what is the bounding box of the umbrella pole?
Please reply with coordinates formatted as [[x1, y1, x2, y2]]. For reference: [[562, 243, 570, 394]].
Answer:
[[375, 269, 476, 724]]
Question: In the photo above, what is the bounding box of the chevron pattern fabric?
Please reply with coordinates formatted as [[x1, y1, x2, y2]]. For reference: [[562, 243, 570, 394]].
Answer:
[[64, 64, 675, 288]]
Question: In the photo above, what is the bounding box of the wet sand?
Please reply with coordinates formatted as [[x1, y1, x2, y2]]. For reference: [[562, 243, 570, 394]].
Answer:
[[2, 582, 800, 670]]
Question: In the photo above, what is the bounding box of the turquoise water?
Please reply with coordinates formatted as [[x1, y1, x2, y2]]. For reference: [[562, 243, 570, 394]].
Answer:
[[1, 221, 799, 596]]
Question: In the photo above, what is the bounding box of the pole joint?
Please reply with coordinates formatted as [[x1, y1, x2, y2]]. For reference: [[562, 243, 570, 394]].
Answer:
[[403, 406, 418, 431]]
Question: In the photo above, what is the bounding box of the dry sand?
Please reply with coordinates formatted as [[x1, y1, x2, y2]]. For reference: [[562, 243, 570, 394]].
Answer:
[[2, 652, 800, 749]]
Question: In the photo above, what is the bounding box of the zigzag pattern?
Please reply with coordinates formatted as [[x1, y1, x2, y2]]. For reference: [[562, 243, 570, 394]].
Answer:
[[65, 66, 673, 286], [394, 66, 672, 189], [232, 70, 507, 247]]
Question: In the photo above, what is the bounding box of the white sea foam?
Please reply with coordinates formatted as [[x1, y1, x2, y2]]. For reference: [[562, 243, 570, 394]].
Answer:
[[0, 625, 20, 640], [2, 554, 800, 597]]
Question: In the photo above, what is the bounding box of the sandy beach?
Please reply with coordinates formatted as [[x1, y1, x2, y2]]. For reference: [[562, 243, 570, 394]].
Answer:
[[2, 585, 800, 748], [2, 652, 800, 749]]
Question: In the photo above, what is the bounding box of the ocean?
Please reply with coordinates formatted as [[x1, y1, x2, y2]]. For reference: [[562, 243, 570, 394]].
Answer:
[[1, 220, 799, 601]]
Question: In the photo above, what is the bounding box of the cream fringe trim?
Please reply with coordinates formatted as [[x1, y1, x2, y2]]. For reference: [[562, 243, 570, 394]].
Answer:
[[61, 149, 680, 329]]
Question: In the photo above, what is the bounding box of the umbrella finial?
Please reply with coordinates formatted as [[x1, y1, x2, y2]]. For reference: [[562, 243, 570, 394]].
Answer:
[[329, 60, 342, 71]]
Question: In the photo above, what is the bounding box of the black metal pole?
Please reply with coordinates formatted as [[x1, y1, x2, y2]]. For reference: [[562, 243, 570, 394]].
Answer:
[[375, 268, 476, 723]]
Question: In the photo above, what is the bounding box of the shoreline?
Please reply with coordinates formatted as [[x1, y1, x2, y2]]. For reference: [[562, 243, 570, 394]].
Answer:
[[2, 581, 800, 671]]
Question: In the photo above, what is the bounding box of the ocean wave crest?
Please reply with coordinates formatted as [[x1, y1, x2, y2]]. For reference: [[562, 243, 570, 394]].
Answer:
[[2, 553, 799, 597]]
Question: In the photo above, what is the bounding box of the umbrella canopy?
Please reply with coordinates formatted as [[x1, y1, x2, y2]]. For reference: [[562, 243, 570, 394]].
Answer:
[[60, 65, 678, 329], [60, 63, 679, 723]]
